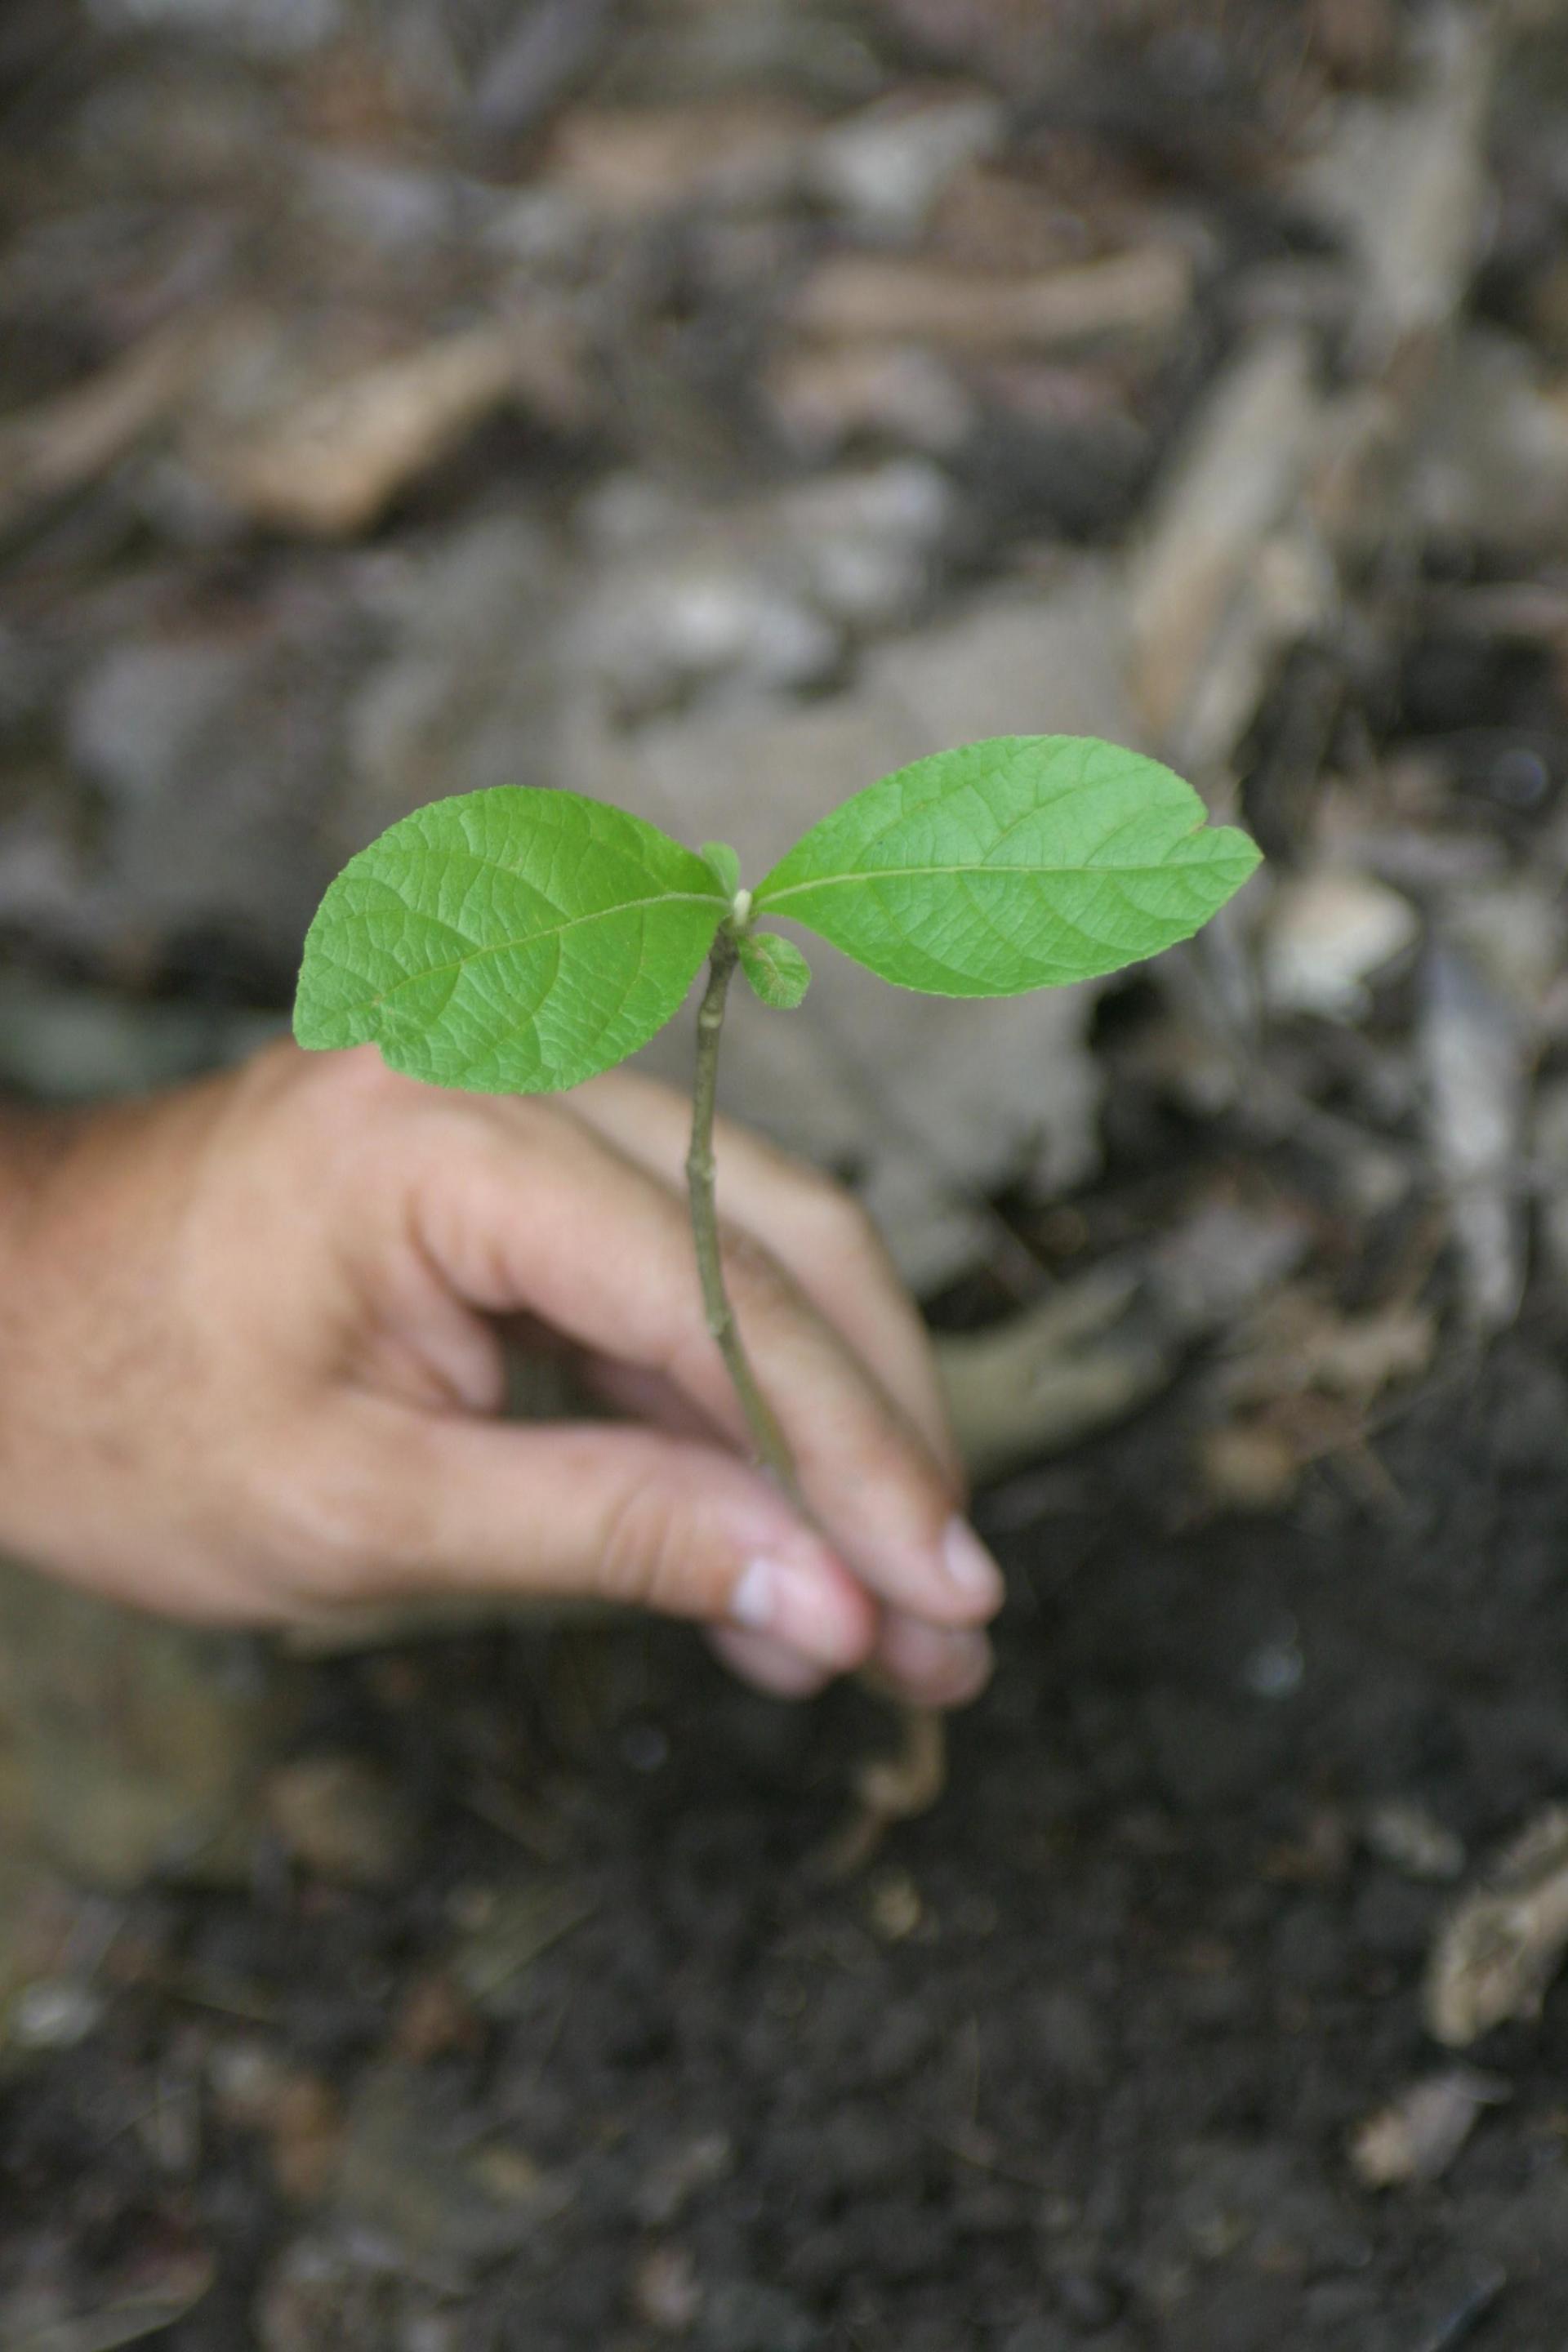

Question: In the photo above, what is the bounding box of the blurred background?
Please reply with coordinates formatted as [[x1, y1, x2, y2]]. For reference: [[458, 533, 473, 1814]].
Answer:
[[9, 3, 1568, 2348], [9, 0, 1566, 1290]]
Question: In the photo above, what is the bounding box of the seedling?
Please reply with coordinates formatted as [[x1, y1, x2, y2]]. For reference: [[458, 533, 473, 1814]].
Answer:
[[294, 735, 1258, 1852]]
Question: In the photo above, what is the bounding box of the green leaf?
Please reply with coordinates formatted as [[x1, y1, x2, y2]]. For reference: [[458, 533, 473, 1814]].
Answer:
[[755, 735, 1259, 996], [700, 840, 742, 898], [294, 787, 727, 1093], [738, 929, 812, 1010]]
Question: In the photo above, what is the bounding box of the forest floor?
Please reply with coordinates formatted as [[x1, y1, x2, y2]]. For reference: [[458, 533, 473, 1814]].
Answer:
[[7, 2, 1568, 2345]]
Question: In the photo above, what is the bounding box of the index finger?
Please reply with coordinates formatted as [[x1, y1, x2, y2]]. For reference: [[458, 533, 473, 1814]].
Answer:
[[412, 1101, 1002, 1631], [566, 1071, 962, 1486]]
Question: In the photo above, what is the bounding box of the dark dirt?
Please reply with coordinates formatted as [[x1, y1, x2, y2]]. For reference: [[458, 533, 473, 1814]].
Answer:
[[7, 1325, 1568, 2350]]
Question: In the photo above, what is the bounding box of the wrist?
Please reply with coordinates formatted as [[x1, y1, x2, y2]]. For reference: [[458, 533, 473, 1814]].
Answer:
[[0, 1102, 93, 1529], [0, 1098, 70, 1262]]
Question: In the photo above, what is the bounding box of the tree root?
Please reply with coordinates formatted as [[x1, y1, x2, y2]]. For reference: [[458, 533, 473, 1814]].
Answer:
[[812, 1699, 947, 1882]]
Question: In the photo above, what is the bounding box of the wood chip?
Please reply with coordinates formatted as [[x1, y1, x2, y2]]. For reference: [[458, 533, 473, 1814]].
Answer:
[[1294, 5, 1496, 364], [1425, 1805, 1568, 2047], [191, 317, 589, 537], [545, 98, 813, 213], [1419, 945, 1529, 1334], [1365, 1798, 1466, 1884], [791, 244, 1192, 354], [1128, 327, 1324, 748], [1351, 2068, 1508, 2188]]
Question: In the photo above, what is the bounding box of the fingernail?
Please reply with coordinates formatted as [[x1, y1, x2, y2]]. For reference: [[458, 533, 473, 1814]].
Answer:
[[730, 1554, 863, 1668], [939, 1518, 1005, 1612]]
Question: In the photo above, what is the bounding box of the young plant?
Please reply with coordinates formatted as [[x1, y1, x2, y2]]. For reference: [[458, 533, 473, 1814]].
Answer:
[[293, 736, 1258, 1845]]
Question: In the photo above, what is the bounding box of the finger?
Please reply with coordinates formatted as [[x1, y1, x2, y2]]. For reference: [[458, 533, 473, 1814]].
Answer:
[[580, 1356, 728, 1446], [414, 1111, 1002, 1630], [298, 1401, 878, 1676], [708, 1613, 991, 1707], [706, 1624, 832, 1699], [568, 1072, 961, 1482], [869, 1609, 994, 1708]]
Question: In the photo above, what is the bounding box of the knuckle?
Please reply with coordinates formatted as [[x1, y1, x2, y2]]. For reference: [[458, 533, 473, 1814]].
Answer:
[[720, 1224, 799, 1321], [265, 1432, 424, 1604], [795, 1174, 886, 1272], [595, 1473, 701, 1619]]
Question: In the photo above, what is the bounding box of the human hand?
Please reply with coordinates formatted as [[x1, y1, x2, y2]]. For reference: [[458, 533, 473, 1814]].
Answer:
[[0, 1044, 1001, 1704]]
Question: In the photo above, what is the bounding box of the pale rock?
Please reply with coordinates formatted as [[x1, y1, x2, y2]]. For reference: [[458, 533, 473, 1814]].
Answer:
[[776, 458, 958, 626], [579, 564, 839, 717], [1419, 945, 1529, 1331], [1365, 1798, 1466, 1884], [1263, 870, 1420, 1020], [572, 460, 960, 720], [1292, 3, 1495, 363], [1350, 2068, 1508, 2189], [298, 152, 494, 256], [1444, 877, 1567, 1014], [8, 1977, 107, 2052], [807, 88, 1005, 237]]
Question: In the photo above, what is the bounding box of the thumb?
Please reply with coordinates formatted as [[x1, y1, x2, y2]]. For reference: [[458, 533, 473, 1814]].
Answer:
[[333, 1406, 877, 1677]]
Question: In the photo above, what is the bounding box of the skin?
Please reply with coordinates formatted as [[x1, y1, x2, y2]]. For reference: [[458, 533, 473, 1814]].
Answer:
[[0, 1042, 1002, 1705]]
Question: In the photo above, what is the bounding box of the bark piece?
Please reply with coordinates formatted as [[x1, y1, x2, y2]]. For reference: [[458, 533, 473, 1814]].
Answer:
[[1350, 2069, 1508, 2188], [1419, 945, 1530, 1334], [791, 245, 1192, 354], [1128, 328, 1324, 753], [1426, 1805, 1568, 2047], [190, 316, 590, 537]]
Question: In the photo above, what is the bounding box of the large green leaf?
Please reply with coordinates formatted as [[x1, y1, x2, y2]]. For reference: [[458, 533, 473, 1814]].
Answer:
[[755, 735, 1259, 996], [294, 787, 727, 1092]]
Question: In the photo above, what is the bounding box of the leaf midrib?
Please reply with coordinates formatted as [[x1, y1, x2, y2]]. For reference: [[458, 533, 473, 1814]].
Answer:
[[352, 886, 724, 1011], [760, 850, 1247, 907]]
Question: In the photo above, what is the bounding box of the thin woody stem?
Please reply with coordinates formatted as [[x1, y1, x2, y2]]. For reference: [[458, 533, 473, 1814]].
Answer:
[[686, 926, 947, 1874], [685, 929, 800, 1495]]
